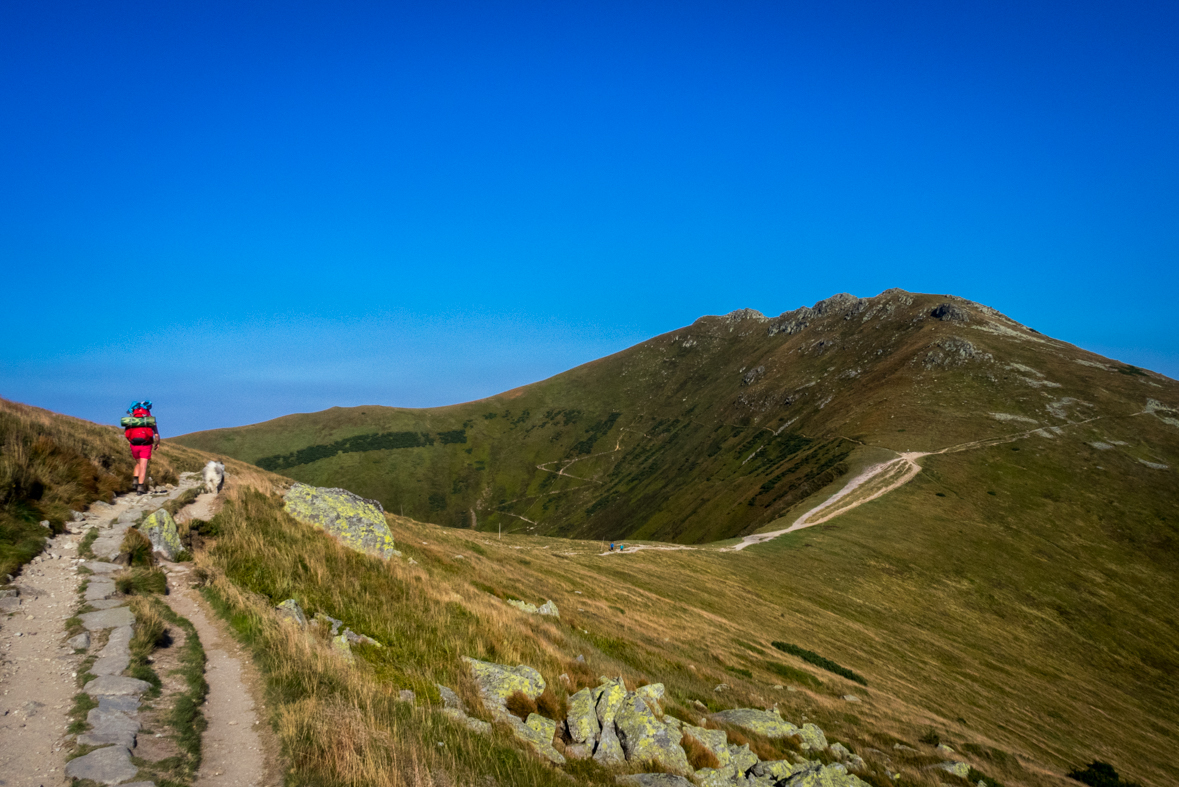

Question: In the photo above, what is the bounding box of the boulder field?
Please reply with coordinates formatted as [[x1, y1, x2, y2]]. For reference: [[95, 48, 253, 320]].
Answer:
[[455, 658, 873, 787]]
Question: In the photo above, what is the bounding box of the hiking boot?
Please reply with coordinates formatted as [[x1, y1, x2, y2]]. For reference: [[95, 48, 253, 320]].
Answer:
[[136, 483, 146, 496]]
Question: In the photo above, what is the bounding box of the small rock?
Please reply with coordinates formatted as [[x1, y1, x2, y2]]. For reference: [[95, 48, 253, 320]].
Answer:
[[275, 599, 308, 627], [936, 743, 956, 755], [933, 761, 972, 779], [65, 745, 139, 783], [931, 303, 969, 322], [398, 689, 416, 703], [714, 683, 729, 693], [538, 599, 559, 617], [68, 632, 91, 649], [842, 694, 861, 703]]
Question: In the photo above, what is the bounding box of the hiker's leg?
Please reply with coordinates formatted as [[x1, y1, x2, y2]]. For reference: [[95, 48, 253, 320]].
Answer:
[[136, 456, 148, 485]]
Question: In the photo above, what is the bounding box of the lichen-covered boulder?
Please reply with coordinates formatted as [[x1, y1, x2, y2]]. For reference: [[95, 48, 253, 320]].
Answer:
[[594, 721, 625, 765], [283, 483, 398, 559], [751, 759, 795, 781], [787, 762, 870, 787], [728, 743, 758, 774], [683, 724, 731, 767], [464, 657, 545, 720], [798, 722, 828, 750], [332, 633, 354, 662], [567, 688, 600, 744], [614, 694, 692, 775], [695, 765, 738, 787], [538, 600, 559, 617], [616, 775, 695, 787], [711, 708, 799, 739], [595, 679, 627, 726], [140, 509, 181, 560], [275, 599, 307, 627], [635, 683, 665, 703], [933, 762, 971, 779], [507, 599, 540, 614], [506, 713, 564, 765]]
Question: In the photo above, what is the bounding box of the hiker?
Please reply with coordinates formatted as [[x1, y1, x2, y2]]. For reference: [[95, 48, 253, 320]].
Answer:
[[609, 542, 615, 551], [123, 400, 160, 495]]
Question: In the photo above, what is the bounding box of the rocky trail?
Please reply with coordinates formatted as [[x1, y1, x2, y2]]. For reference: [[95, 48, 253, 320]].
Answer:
[[0, 474, 274, 787]]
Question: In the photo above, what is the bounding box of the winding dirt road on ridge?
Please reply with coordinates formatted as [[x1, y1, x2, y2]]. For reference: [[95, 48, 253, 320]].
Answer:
[[601, 410, 1144, 556]]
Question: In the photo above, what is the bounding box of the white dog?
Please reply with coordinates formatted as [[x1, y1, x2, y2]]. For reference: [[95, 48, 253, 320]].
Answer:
[[202, 461, 225, 494]]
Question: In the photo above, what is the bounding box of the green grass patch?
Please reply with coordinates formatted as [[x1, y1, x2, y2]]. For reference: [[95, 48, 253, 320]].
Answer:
[[763, 660, 822, 688], [78, 527, 99, 559], [771, 641, 867, 686], [115, 567, 168, 595]]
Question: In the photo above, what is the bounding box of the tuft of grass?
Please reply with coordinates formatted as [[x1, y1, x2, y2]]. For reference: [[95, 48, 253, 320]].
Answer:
[[771, 641, 867, 686], [68, 692, 98, 734], [763, 660, 822, 688], [115, 567, 168, 596], [505, 690, 537, 721], [120, 528, 154, 567], [918, 728, 941, 746], [535, 686, 564, 721], [78, 527, 99, 560]]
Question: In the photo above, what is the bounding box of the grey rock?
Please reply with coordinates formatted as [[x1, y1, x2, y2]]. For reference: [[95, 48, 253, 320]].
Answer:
[[565, 742, 592, 759], [593, 721, 626, 766], [98, 695, 140, 713], [437, 684, 464, 711], [933, 762, 971, 778], [39, 519, 51, 529], [841, 695, 861, 703], [398, 689, 415, 703], [84, 578, 117, 602], [751, 759, 797, 781], [566, 687, 600, 744], [91, 652, 131, 676], [84, 675, 152, 697], [829, 743, 852, 761], [442, 707, 492, 735], [68, 632, 91, 649], [742, 366, 766, 385], [710, 708, 798, 739], [728, 743, 758, 774], [503, 713, 565, 765], [614, 693, 691, 775], [64, 745, 139, 784], [798, 723, 828, 751], [921, 336, 992, 369], [101, 626, 133, 659], [313, 612, 343, 635], [538, 599, 560, 617], [276, 599, 308, 627], [88, 598, 127, 610], [80, 606, 135, 630], [615, 775, 694, 787], [0, 596, 21, 612], [343, 627, 381, 647], [0, 587, 17, 599], [78, 708, 140, 748], [931, 303, 969, 322]]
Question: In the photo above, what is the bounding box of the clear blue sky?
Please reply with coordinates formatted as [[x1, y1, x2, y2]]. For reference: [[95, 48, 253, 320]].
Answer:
[[2, 1, 1176, 435]]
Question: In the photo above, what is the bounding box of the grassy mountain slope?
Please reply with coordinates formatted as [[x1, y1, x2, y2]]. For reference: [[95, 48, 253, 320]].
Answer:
[[4, 383, 1178, 785]]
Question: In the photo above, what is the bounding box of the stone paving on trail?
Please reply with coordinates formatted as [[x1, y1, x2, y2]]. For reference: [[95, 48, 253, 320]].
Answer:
[[0, 477, 197, 787]]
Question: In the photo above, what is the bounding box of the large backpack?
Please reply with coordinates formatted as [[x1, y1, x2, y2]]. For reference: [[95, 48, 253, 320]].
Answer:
[[122, 404, 156, 445]]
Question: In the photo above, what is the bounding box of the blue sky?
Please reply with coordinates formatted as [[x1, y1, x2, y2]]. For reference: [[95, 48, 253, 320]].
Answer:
[[2, 1, 1176, 435]]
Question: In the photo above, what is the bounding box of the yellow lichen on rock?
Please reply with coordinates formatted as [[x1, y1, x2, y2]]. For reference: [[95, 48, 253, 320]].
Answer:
[[140, 509, 182, 560], [282, 483, 399, 559]]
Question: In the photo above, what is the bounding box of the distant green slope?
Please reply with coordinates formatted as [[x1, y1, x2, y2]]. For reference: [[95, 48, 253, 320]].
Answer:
[[176, 289, 1179, 547]]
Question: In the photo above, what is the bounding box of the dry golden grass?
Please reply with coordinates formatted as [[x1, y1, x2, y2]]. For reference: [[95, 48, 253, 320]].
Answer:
[[681, 733, 719, 770]]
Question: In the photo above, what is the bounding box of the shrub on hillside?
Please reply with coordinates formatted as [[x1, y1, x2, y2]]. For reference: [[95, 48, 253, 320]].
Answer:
[[771, 641, 867, 686], [1067, 761, 1142, 787]]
